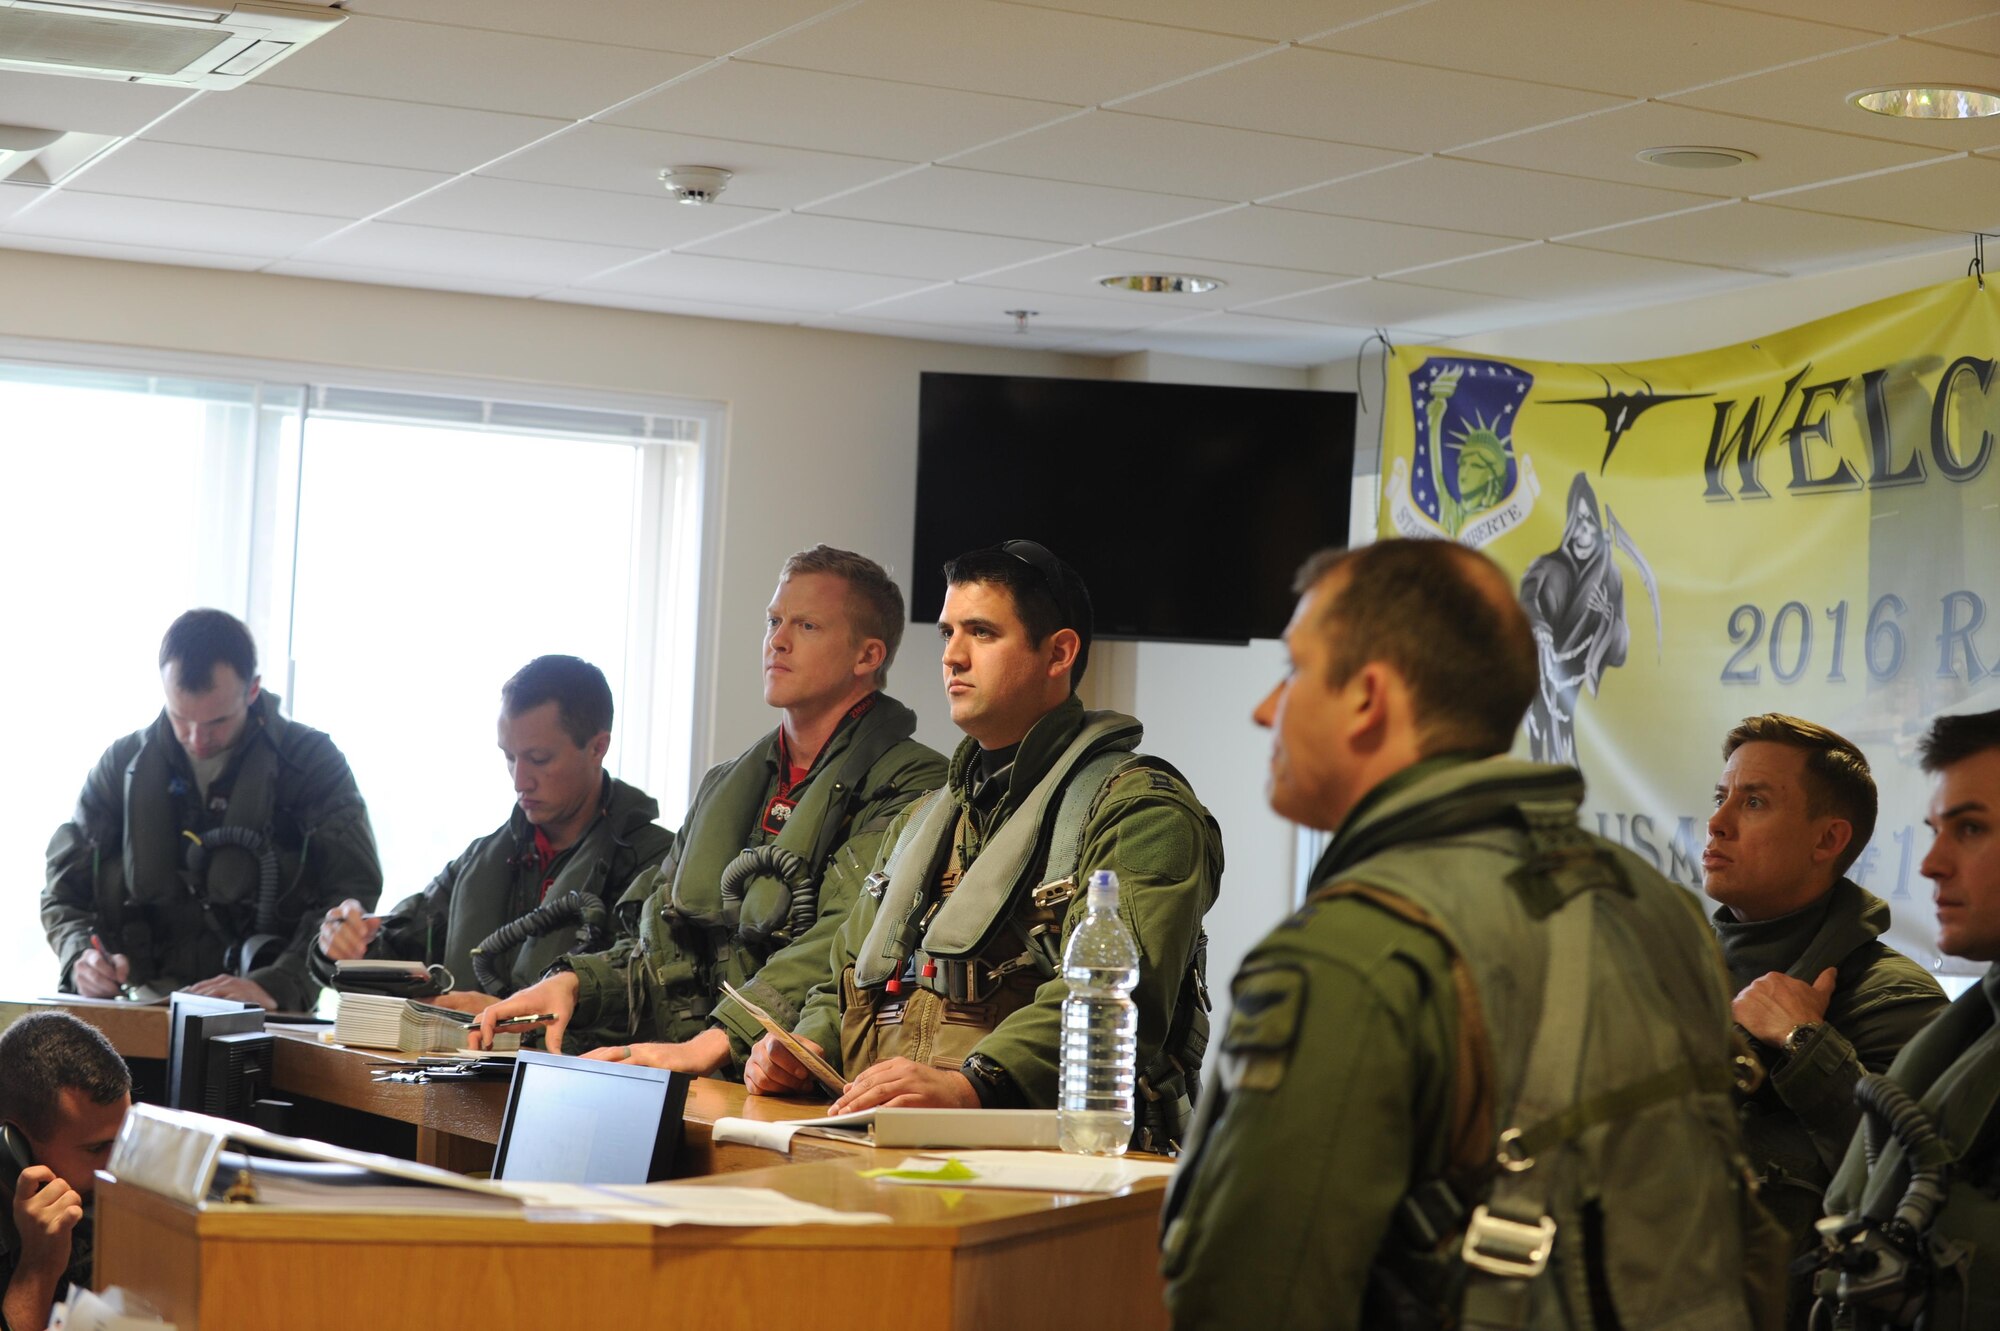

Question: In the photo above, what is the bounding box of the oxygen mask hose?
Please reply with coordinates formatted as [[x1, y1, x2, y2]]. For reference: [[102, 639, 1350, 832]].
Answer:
[[718, 844, 813, 944], [469, 890, 609, 995], [1817, 1073, 1952, 1328], [185, 826, 281, 932]]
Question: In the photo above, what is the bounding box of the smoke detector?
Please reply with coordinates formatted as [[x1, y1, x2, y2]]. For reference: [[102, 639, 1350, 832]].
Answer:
[[659, 166, 732, 206]]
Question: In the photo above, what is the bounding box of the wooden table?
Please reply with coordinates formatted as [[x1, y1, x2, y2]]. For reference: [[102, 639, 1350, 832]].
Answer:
[[0, 996, 170, 1059], [94, 1156, 1171, 1331]]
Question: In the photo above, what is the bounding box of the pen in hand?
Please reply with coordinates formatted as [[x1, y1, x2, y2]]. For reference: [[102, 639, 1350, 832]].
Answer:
[[488, 1013, 559, 1031], [88, 932, 133, 999]]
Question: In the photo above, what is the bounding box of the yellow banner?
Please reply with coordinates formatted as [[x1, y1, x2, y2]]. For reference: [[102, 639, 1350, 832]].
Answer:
[[1379, 276, 2000, 975]]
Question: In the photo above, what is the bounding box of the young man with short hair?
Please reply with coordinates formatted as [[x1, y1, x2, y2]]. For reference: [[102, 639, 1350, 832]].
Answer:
[[1820, 709, 2000, 1331], [0, 1012, 131, 1331], [313, 655, 673, 1009], [474, 547, 948, 1072], [745, 542, 1221, 1147], [44, 609, 381, 1011], [1702, 713, 1944, 1322]]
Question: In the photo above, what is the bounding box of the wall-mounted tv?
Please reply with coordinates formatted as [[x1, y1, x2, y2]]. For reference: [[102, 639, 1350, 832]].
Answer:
[[912, 372, 1356, 644]]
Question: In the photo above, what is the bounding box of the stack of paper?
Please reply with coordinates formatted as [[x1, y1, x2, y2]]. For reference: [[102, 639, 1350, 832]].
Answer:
[[332, 994, 517, 1053], [492, 1180, 890, 1228]]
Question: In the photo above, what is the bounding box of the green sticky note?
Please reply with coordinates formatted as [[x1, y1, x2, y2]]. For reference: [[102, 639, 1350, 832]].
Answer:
[[859, 1158, 978, 1183]]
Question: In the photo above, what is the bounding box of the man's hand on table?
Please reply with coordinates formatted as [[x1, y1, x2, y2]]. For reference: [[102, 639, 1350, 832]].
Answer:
[[584, 1027, 732, 1075], [828, 1057, 979, 1114], [744, 1032, 822, 1096], [186, 975, 278, 1010], [469, 972, 578, 1051]]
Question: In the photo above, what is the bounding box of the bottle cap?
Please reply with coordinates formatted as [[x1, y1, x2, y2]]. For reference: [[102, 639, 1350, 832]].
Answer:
[[1088, 868, 1119, 910]]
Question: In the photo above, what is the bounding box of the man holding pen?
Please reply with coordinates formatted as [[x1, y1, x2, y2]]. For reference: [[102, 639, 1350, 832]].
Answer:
[[313, 656, 671, 1012]]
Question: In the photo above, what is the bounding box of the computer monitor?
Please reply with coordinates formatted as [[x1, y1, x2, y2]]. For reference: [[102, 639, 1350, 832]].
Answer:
[[491, 1050, 689, 1184], [166, 991, 270, 1117]]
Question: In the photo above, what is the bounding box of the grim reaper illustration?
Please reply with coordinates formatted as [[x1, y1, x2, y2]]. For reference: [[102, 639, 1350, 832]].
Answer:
[[1519, 471, 1655, 766]]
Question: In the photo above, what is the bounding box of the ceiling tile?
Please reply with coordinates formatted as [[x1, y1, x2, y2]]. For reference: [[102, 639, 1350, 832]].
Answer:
[[484, 124, 914, 210], [0, 70, 194, 138], [1242, 278, 1547, 337], [1570, 199, 1959, 274], [1311, 0, 1873, 98], [1457, 101, 1950, 194], [0, 235, 268, 272], [3, 193, 348, 259], [260, 14, 709, 118], [0, 184, 41, 224], [64, 141, 451, 220], [1667, 36, 2000, 152], [290, 222, 654, 286], [605, 62, 1077, 161], [1926, 13, 2000, 53], [1763, 154, 2000, 232], [681, 214, 1072, 280], [747, 0, 1269, 105], [987, 0, 1415, 43], [1398, 240, 1768, 302], [964, 246, 1344, 307], [807, 166, 1226, 244], [1071, 310, 1385, 365], [1130, 206, 1520, 275], [851, 282, 1192, 333], [575, 252, 936, 312], [141, 86, 567, 174], [381, 177, 770, 250], [265, 260, 553, 299], [557, 288, 818, 324], [1683, 1, 2000, 38], [1115, 46, 1625, 154], [339, 0, 845, 55], [1277, 157, 1720, 238], [946, 110, 1412, 201]]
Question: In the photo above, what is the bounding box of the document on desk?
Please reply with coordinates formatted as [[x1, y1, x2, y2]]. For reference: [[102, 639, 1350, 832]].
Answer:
[[52, 1286, 176, 1329], [718, 981, 848, 1096], [865, 1150, 1178, 1194], [714, 1107, 1060, 1154], [493, 1180, 890, 1228]]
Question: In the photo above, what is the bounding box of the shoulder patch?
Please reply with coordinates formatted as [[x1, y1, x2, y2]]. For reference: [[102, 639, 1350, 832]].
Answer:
[[1220, 964, 1307, 1092]]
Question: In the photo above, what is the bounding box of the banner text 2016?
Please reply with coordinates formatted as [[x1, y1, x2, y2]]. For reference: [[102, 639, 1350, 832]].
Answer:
[[1719, 591, 1997, 685]]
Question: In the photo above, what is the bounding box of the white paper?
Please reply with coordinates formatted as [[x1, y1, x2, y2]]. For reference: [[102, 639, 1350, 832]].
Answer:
[[710, 1117, 807, 1153], [878, 1150, 1178, 1194], [50, 1286, 175, 1330], [489, 1180, 889, 1228]]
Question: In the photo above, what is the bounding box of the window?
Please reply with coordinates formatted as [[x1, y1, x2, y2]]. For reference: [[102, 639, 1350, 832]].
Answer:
[[1, 347, 712, 993]]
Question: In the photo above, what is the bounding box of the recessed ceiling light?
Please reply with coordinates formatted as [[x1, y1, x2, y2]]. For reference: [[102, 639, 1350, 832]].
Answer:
[[1636, 145, 1757, 170], [1851, 86, 2000, 119], [1098, 273, 1225, 294]]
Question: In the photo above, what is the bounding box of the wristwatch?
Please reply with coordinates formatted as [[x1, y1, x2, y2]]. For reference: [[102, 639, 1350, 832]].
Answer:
[[961, 1052, 1025, 1108], [1781, 1022, 1823, 1057]]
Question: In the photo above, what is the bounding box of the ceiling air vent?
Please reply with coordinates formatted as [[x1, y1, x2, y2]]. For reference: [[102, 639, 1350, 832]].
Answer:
[[0, 1, 344, 90]]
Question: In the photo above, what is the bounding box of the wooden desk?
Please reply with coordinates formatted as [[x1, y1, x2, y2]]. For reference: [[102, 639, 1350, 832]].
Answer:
[[95, 1157, 1170, 1331], [0, 996, 170, 1059]]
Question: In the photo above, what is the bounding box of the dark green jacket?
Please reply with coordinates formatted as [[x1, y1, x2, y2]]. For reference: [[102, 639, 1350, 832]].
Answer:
[[43, 693, 381, 1011], [1714, 877, 1946, 1319], [1162, 757, 1753, 1331], [793, 695, 1223, 1106], [1824, 966, 2000, 1331], [568, 693, 946, 1065], [309, 775, 671, 997]]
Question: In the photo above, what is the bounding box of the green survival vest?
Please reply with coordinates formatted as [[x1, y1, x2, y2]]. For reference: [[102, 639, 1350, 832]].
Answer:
[[1321, 759, 1763, 1331]]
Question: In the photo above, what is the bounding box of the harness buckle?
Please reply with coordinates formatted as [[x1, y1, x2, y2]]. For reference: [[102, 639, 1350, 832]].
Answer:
[[1495, 1127, 1535, 1173], [1460, 1204, 1557, 1278], [1031, 877, 1078, 910], [861, 871, 890, 903]]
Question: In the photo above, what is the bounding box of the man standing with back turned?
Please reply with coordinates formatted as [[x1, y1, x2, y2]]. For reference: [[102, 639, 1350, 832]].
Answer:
[[1703, 713, 1944, 1324], [1162, 539, 1760, 1330]]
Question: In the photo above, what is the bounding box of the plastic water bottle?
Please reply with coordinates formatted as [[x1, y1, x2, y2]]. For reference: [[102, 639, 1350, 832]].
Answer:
[[1059, 869, 1140, 1156]]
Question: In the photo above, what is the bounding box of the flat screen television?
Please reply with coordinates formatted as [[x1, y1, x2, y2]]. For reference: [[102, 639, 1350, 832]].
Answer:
[[912, 372, 1356, 643]]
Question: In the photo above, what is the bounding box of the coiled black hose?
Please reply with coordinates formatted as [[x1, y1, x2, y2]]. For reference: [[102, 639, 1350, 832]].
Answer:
[[718, 844, 814, 943], [186, 826, 281, 933], [469, 890, 608, 995], [1855, 1073, 1952, 1240]]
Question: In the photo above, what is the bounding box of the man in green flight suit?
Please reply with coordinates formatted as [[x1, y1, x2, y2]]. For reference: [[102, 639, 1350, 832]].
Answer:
[[311, 656, 674, 1011], [44, 609, 381, 1012], [1162, 538, 1760, 1331], [744, 541, 1221, 1142], [1701, 713, 1944, 1326], [474, 547, 947, 1071], [1817, 708, 2000, 1331]]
